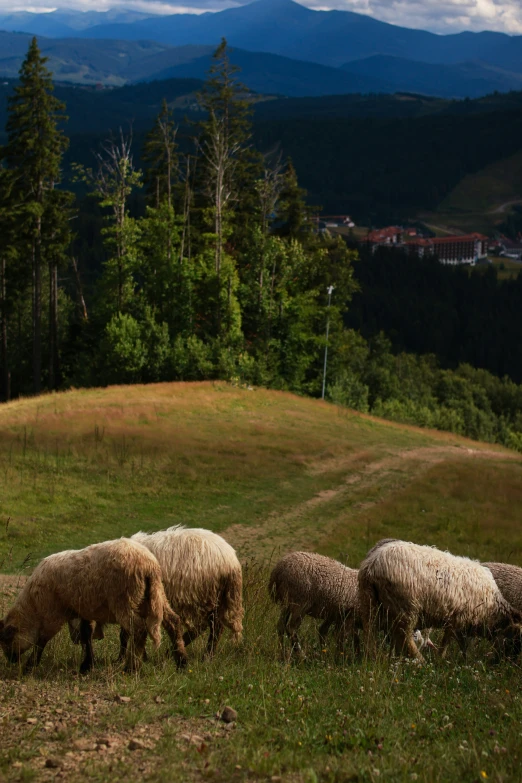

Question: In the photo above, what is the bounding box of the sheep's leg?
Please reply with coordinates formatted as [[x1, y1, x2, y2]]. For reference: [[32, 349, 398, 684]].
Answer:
[[277, 607, 291, 643], [117, 627, 129, 662], [79, 620, 95, 674], [285, 607, 304, 656], [24, 638, 48, 672], [439, 628, 455, 659], [162, 607, 188, 668], [454, 630, 469, 660], [183, 627, 202, 648], [439, 627, 470, 659], [318, 619, 333, 646], [206, 612, 224, 658], [335, 615, 358, 658]]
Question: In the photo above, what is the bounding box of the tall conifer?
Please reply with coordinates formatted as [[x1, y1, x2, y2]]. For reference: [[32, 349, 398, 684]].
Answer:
[[196, 39, 253, 335], [4, 37, 70, 393]]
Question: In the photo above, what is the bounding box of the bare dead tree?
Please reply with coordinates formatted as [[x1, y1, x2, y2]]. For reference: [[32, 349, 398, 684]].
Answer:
[[77, 128, 142, 312]]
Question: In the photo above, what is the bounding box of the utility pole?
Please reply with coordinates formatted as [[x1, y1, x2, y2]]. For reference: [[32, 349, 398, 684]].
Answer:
[[321, 285, 334, 400]]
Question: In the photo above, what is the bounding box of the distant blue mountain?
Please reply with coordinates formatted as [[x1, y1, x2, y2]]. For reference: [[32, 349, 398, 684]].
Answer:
[[140, 48, 392, 96], [341, 56, 522, 98], [2, 0, 522, 98], [61, 0, 522, 72]]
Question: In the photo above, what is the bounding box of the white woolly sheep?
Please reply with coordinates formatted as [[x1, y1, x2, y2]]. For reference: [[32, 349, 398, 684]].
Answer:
[[0, 538, 187, 673], [269, 552, 361, 655], [358, 539, 522, 661], [112, 525, 243, 659]]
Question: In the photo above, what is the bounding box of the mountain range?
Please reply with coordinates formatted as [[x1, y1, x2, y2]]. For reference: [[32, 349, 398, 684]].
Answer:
[[2, 0, 522, 98]]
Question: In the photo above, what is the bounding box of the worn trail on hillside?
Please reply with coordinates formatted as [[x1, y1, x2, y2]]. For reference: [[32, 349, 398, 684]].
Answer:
[[223, 444, 519, 561]]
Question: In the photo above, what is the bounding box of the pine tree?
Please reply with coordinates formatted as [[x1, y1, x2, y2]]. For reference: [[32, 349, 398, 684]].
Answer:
[[196, 39, 254, 336], [44, 188, 74, 389], [0, 168, 21, 401], [275, 160, 312, 240], [3, 37, 70, 394], [142, 99, 179, 210]]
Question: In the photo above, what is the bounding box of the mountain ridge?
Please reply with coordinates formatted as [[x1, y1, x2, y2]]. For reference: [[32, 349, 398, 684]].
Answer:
[[3, 0, 522, 73]]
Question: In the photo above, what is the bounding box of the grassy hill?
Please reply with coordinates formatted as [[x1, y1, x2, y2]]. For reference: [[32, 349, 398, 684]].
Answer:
[[0, 382, 520, 570], [1, 382, 522, 782], [423, 149, 522, 235]]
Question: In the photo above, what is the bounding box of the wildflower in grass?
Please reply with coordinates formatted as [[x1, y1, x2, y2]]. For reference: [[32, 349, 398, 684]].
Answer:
[[411, 724, 416, 729], [480, 772, 488, 779]]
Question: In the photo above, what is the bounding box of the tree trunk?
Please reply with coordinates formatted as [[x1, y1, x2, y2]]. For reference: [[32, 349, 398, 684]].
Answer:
[[48, 260, 58, 390], [0, 256, 10, 402], [72, 257, 88, 322], [33, 220, 42, 394]]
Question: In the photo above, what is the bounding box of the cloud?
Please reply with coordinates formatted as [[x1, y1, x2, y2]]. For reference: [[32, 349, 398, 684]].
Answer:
[[300, 0, 522, 33], [1, 0, 521, 33], [0, 0, 248, 15]]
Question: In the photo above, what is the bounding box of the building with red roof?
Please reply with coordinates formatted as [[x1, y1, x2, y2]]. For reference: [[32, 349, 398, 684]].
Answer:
[[367, 227, 488, 265]]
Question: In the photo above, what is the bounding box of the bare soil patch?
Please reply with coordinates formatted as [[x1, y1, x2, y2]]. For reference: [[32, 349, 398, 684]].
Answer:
[[0, 678, 242, 782]]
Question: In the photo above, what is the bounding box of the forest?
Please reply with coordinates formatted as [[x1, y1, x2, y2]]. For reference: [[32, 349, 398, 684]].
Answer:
[[4, 37, 522, 454]]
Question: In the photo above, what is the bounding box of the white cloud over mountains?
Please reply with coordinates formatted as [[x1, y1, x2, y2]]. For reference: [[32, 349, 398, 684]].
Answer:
[[2, 0, 522, 34], [304, 0, 522, 33]]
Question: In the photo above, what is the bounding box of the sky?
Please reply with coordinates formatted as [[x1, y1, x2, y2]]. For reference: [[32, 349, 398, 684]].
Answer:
[[2, 0, 522, 35]]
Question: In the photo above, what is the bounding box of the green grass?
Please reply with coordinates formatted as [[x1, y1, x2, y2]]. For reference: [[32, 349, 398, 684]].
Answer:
[[420, 149, 522, 236], [1, 382, 522, 782]]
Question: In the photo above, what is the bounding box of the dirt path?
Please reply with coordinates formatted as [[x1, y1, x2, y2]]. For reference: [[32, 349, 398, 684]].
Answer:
[[490, 200, 522, 215], [223, 444, 519, 561]]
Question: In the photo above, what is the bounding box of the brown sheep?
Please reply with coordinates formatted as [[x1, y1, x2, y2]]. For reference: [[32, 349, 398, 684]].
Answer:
[[483, 562, 522, 658], [269, 552, 361, 656], [0, 538, 187, 673]]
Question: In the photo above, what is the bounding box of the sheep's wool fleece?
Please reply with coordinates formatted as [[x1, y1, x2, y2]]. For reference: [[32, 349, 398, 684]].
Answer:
[[484, 562, 522, 612], [359, 540, 509, 627], [131, 526, 243, 633], [270, 552, 358, 618], [4, 538, 165, 648]]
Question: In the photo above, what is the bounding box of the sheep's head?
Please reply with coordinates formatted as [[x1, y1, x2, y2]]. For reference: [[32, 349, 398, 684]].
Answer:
[[0, 618, 31, 663]]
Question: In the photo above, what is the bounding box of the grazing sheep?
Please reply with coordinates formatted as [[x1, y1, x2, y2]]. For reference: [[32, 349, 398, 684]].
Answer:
[[483, 562, 522, 658], [358, 539, 522, 661], [113, 526, 242, 659], [269, 552, 361, 655], [0, 538, 187, 673]]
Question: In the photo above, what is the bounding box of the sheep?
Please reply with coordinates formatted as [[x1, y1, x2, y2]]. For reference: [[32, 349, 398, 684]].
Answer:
[[0, 538, 187, 673], [358, 539, 522, 662], [483, 562, 522, 658], [268, 552, 361, 656], [111, 525, 243, 660]]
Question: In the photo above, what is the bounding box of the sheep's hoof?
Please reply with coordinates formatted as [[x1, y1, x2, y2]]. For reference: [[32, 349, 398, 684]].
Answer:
[[79, 663, 93, 675]]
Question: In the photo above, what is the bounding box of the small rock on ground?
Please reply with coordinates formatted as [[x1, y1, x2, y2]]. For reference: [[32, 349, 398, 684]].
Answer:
[[220, 706, 237, 724]]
